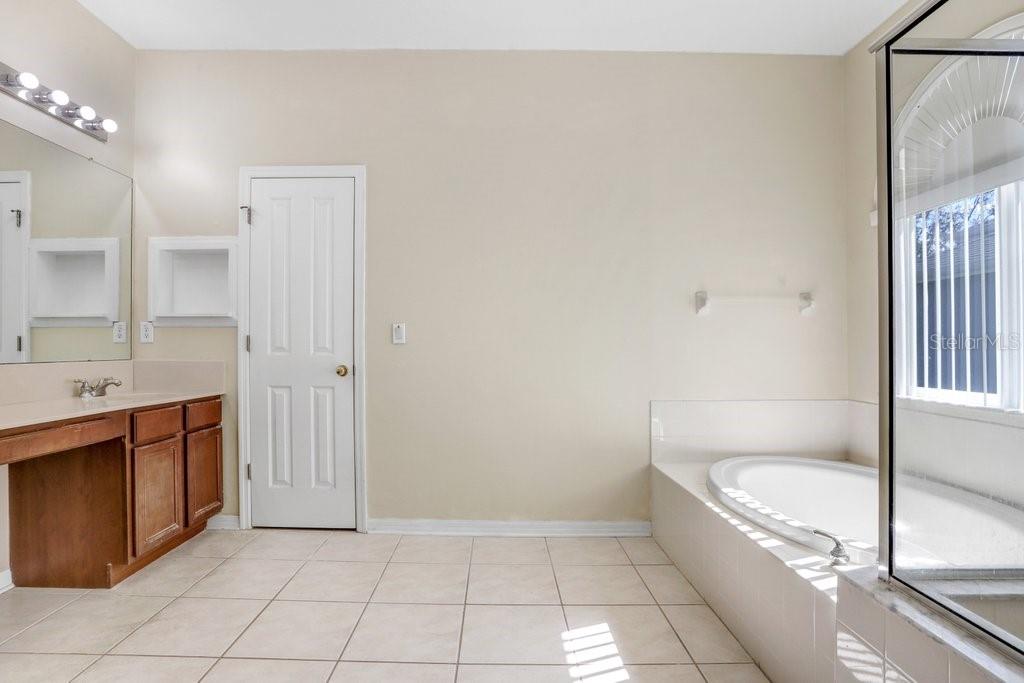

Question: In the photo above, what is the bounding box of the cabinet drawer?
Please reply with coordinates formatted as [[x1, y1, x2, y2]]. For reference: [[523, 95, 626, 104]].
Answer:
[[132, 405, 182, 445], [186, 398, 221, 432], [0, 412, 125, 466]]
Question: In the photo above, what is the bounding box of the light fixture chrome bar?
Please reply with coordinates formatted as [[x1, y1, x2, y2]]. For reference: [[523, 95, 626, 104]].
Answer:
[[0, 59, 115, 143]]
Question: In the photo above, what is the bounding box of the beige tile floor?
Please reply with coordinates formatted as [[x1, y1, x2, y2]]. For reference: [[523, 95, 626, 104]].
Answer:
[[0, 530, 770, 682]]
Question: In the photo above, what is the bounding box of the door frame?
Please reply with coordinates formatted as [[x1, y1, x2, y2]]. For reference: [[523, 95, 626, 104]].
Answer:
[[237, 165, 367, 532], [0, 171, 30, 363]]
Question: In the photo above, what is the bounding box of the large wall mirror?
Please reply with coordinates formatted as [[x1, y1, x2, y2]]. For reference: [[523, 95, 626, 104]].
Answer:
[[0, 117, 131, 363]]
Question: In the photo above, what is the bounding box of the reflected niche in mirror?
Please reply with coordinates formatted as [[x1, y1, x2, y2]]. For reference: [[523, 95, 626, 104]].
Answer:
[[0, 117, 131, 363]]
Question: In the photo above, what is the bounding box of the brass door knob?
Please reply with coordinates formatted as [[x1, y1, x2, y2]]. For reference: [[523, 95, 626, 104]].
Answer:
[[336, 364, 349, 377]]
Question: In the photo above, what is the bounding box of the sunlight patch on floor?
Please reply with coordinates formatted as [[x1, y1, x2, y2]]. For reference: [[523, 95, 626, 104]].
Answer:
[[562, 622, 629, 682]]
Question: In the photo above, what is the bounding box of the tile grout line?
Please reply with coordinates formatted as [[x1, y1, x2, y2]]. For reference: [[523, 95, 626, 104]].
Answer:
[[67, 554, 233, 682], [639, 536, 765, 680], [453, 537, 474, 672], [620, 536, 708, 681], [327, 532, 403, 681], [545, 538, 566, 606], [2, 589, 100, 683], [196, 531, 328, 681], [0, 588, 92, 651], [62, 531, 261, 680], [544, 537, 577, 683]]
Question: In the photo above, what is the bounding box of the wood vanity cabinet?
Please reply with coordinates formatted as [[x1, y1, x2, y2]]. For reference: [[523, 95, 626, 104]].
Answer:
[[3, 395, 224, 588]]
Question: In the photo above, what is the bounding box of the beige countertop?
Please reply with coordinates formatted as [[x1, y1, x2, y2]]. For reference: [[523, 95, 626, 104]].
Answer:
[[0, 391, 221, 432]]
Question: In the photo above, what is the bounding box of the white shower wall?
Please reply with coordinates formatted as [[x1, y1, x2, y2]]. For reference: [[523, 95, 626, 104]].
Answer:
[[651, 399, 863, 465]]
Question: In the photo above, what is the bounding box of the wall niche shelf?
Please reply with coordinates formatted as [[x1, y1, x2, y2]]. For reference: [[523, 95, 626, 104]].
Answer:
[[148, 236, 237, 327], [29, 237, 120, 327]]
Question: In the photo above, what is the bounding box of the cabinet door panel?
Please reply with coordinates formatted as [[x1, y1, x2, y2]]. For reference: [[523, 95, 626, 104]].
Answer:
[[186, 426, 223, 526], [132, 436, 184, 557]]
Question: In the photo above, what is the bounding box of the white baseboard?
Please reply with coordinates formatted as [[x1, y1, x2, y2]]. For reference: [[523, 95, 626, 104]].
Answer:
[[206, 514, 241, 530], [365, 518, 651, 537], [0, 569, 12, 594]]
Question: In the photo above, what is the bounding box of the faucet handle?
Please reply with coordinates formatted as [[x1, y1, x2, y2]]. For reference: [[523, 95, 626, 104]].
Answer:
[[812, 528, 850, 565]]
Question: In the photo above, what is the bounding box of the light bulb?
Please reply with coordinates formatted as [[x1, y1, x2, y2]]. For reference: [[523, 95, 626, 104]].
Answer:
[[63, 104, 96, 121], [34, 89, 70, 106], [16, 72, 38, 89], [81, 118, 119, 135]]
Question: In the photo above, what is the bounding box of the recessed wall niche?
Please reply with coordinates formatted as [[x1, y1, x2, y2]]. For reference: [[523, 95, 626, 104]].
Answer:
[[148, 236, 237, 326]]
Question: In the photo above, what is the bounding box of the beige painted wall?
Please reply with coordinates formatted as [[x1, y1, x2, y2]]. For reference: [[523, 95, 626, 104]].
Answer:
[[135, 50, 848, 522]]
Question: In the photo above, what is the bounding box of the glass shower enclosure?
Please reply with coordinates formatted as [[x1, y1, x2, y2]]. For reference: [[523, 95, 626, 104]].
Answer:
[[877, 0, 1024, 658]]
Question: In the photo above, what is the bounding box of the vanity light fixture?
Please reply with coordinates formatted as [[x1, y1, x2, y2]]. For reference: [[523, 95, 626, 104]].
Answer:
[[0, 59, 116, 142]]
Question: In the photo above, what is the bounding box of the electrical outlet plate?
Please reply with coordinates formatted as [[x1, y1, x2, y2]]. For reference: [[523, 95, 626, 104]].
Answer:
[[140, 320, 155, 344], [112, 321, 127, 343]]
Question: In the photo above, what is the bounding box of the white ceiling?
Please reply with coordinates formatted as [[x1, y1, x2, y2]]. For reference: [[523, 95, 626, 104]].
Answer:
[[76, 0, 904, 56]]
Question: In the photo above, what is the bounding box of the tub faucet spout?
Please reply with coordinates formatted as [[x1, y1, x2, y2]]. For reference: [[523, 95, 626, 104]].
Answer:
[[812, 528, 850, 565]]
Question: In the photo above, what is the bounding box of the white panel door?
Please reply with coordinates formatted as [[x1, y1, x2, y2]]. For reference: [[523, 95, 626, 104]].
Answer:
[[0, 181, 26, 363], [249, 177, 356, 528]]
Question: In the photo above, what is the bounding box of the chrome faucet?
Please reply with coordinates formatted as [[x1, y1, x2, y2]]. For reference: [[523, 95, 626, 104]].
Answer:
[[73, 377, 123, 398], [812, 528, 850, 565]]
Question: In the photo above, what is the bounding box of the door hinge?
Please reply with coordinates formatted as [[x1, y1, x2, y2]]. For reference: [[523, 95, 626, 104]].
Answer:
[[15, 335, 21, 352], [10, 209, 21, 228], [240, 205, 252, 225], [245, 334, 251, 352], [246, 463, 252, 480]]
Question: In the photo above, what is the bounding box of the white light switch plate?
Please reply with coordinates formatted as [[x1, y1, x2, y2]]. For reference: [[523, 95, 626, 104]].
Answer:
[[392, 322, 407, 344], [112, 321, 127, 344], [140, 321, 155, 344]]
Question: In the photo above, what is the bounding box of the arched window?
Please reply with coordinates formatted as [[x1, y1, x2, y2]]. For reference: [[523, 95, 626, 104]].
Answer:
[[892, 14, 1024, 409]]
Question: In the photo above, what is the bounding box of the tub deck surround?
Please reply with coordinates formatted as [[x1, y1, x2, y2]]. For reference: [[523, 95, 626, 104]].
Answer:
[[1, 391, 225, 589], [652, 461, 861, 683], [838, 567, 1024, 683]]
